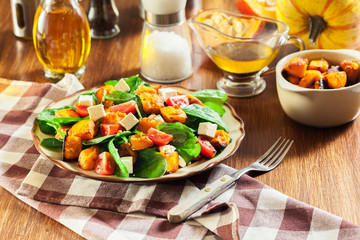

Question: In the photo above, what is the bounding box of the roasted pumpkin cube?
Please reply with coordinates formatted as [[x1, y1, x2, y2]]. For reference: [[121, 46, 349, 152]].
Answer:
[[160, 106, 187, 123], [308, 58, 329, 72], [63, 135, 82, 160], [101, 112, 126, 125], [55, 126, 71, 139], [286, 74, 301, 85], [130, 134, 154, 150], [340, 59, 360, 84], [55, 108, 81, 118], [283, 57, 308, 78], [325, 71, 347, 89], [137, 114, 164, 133], [159, 145, 179, 173], [140, 92, 164, 114], [96, 85, 115, 108], [118, 142, 137, 163], [135, 84, 160, 95], [78, 145, 100, 170], [299, 70, 323, 88], [68, 119, 97, 140], [186, 94, 205, 106], [209, 130, 231, 149]]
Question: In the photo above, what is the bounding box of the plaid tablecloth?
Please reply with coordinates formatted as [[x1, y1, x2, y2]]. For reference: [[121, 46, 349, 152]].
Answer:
[[1, 75, 360, 240]]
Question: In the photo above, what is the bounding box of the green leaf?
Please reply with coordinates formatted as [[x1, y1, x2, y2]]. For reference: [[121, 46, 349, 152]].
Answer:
[[82, 132, 132, 146], [183, 104, 229, 132], [104, 75, 150, 94], [108, 139, 129, 178], [157, 123, 201, 164], [37, 106, 70, 121], [203, 101, 226, 117], [38, 120, 57, 135], [133, 148, 167, 178], [105, 91, 137, 104], [40, 138, 63, 151], [191, 89, 227, 106]]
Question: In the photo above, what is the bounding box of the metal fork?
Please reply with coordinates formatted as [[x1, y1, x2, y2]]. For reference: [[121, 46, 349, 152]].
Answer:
[[167, 137, 293, 223]]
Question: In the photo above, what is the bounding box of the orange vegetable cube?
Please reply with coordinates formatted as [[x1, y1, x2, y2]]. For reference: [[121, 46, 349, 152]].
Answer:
[[299, 70, 323, 88], [137, 114, 164, 133], [160, 106, 187, 123], [96, 85, 115, 108], [101, 112, 126, 124], [55, 108, 81, 118], [159, 145, 179, 173], [209, 130, 231, 149], [135, 84, 160, 95], [78, 145, 100, 170], [63, 135, 82, 160], [308, 58, 329, 72], [140, 92, 164, 114], [340, 59, 359, 84], [325, 71, 347, 89], [68, 119, 97, 140], [286, 74, 301, 85], [283, 57, 308, 78], [130, 134, 154, 150]]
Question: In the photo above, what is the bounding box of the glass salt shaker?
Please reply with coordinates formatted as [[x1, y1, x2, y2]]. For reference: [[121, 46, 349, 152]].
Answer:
[[140, 0, 192, 83]]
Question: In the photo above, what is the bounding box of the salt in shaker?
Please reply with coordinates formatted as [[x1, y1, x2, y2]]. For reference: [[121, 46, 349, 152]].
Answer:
[[140, 0, 192, 83]]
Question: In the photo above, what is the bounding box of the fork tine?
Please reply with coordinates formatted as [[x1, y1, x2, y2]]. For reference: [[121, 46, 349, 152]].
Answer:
[[264, 139, 293, 168], [256, 137, 282, 163]]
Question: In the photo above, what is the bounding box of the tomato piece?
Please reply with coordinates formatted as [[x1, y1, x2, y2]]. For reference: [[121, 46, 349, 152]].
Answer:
[[147, 128, 173, 146], [165, 95, 189, 108], [110, 100, 137, 114], [95, 152, 115, 175], [198, 135, 216, 158], [75, 102, 89, 117], [100, 124, 120, 136]]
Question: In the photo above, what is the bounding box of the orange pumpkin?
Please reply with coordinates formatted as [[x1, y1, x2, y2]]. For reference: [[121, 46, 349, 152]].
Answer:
[[276, 0, 360, 49]]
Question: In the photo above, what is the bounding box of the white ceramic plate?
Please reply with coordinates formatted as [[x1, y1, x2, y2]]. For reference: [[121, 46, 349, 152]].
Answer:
[[32, 86, 245, 182]]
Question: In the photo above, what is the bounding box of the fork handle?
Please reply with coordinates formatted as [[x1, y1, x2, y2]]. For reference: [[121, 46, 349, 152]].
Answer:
[[167, 174, 236, 223]]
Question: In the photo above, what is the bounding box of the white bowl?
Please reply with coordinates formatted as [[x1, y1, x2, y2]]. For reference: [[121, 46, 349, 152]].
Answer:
[[276, 49, 360, 127]]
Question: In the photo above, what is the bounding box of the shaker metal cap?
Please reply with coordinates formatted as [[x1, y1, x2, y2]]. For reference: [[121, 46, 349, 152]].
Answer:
[[142, 0, 186, 25]]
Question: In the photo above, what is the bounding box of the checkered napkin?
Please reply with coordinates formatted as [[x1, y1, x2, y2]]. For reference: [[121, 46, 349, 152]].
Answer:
[[1, 76, 360, 240]]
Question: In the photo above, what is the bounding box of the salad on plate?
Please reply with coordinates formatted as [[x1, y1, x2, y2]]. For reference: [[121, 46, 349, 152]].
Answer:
[[35, 75, 234, 179]]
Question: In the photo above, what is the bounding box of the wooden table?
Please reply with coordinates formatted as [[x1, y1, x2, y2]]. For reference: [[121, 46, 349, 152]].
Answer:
[[1, 0, 359, 239]]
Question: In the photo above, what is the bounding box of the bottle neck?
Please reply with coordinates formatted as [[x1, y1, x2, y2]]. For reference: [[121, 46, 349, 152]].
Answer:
[[144, 9, 185, 26]]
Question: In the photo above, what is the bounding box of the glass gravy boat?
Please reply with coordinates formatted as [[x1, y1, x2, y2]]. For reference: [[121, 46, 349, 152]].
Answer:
[[188, 9, 305, 97]]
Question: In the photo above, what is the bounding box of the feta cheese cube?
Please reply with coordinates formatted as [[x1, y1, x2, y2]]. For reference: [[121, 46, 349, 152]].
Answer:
[[114, 79, 130, 92], [87, 104, 106, 121], [159, 144, 176, 153], [119, 112, 139, 130], [198, 122, 217, 138], [78, 95, 94, 107], [158, 88, 177, 101], [121, 156, 133, 174]]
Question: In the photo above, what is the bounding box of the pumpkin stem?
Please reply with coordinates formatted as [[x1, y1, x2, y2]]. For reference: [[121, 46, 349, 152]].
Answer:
[[308, 15, 327, 47]]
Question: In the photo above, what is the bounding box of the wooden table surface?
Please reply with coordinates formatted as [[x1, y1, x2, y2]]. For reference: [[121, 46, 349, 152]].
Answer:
[[1, 0, 359, 239]]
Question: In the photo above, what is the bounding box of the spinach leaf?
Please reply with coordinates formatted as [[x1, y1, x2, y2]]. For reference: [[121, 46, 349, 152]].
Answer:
[[51, 117, 85, 126], [133, 148, 166, 178], [82, 131, 132, 146], [104, 91, 137, 104], [108, 139, 129, 178], [41, 138, 63, 151], [191, 89, 227, 106], [38, 120, 57, 135], [157, 123, 201, 165], [105, 75, 150, 94], [203, 101, 226, 117], [183, 104, 229, 132], [37, 106, 70, 121]]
